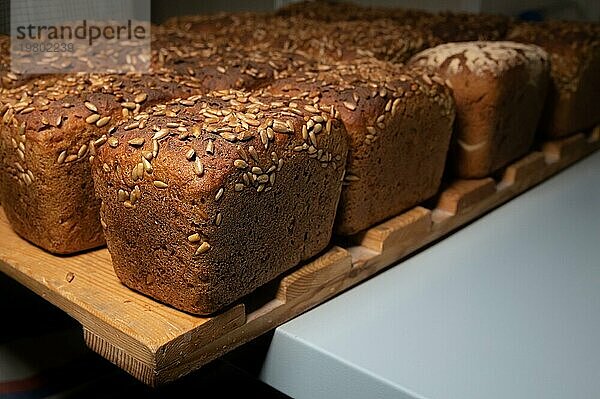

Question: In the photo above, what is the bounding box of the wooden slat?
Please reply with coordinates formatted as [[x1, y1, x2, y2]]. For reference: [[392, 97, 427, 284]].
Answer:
[[353, 207, 432, 253], [498, 152, 547, 191], [0, 128, 598, 386], [277, 246, 352, 302]]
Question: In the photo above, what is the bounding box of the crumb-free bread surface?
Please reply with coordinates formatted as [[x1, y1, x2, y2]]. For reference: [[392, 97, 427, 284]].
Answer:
[[410, 41, 550, 178]]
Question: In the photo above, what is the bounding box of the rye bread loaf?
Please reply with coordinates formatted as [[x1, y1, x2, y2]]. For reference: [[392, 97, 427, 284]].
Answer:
[[163, 14, 427, 64], [91, 90, 348, 315], [275, 0, 375, 21], [0, 73, 201, 253], [274, 2, 510, 47], [412, 11, 511, 45], [409, 41, 550, 178], [0, 37, 305, 254], [507, 21, 600, 137], [265, 58, 455, 235]]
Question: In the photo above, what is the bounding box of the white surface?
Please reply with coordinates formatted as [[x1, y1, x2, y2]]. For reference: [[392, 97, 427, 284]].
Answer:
[[260, 151, 600, 399]]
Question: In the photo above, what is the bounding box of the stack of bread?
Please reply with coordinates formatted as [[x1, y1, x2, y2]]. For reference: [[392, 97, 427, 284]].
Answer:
[[1, 1, 598, 314]]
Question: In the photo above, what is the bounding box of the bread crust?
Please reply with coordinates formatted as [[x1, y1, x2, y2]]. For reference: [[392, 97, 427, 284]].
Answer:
[[507, 21, 600, 137], [410, 41, 550, 178], [92, 90, 348, 314]]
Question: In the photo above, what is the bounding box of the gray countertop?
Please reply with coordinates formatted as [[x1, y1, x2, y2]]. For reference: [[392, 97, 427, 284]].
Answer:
[[260, 151, 600, 399]]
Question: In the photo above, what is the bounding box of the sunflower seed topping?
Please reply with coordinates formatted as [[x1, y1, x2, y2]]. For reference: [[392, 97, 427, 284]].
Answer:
[[128, 137, 145, 147], [130, 185, 141, 204], [84, 102, 98, 112], [57, 150, 67, 164], [215, 187, 224, 201], [248, 146, 259, 162], [179, 99, 195, 107], [94, 135, 107, 147], [153, 180, 168, 188], [193, 158, 204, 176], [108, 137, 119, 147], [272, 120, 291, 133], [185, 148, 196, 160], [194, 241, 211, 255], [234, 159, 248, 169], [152, 129, 169, 140], [96, 116, 111, 127], [188, 233, 201, 243], [124, 122, 140, 131], [343, 101, 357, 111], [142, 157, 153, 174], [118, 189, 129, 202], [77, 144, 88, 158], [152, 139, 159, 158], [86, 114, 100, 124], [134, 93, 148, 103]]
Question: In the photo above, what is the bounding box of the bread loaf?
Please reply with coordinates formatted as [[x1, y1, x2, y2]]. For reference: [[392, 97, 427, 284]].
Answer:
[[410, 41, 550, 178], [91, 90, 348, 314], [265, 58, 455, 235], [0, 34, 309, 254], [0, 73, 201, 253], [507, 21, 600, 137]]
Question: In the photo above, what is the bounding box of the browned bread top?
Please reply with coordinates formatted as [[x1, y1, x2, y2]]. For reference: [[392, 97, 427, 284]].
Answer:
[[409, 41, 549, 79], [92, 87, 347, 229], [507, 20, 600, 93], [160, 13, 427, 64], [0, 73, 202, 170], [265, 57, 454, 148], [90, 87, 349, 313], [275, 0, 375, 21], [416, 11, 512, 45]]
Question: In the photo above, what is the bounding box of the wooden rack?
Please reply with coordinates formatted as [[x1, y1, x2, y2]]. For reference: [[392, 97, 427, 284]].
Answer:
[[0, 128, 598, 386]]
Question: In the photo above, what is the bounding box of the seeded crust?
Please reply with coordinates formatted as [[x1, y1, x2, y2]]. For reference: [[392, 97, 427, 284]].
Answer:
[[0, 73, 204, 253], [507, 21, 600, 137], [410, 41, 550, 178], [275, 0, 376, 21], [0, 40, 309, 254], [163, 15, 427, 64], [274, 2, 510, 47], [91, 90, 348, 315], [265, 58, 455, 235], [412, 11, 511, 46]]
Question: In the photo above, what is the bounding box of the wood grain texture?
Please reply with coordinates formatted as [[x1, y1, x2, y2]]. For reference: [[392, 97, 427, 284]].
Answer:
[[277, 246, 352, 302], [0, 128, 598, 386], [354, 207, 432, 253], [499, 151, 547, 190], [436, 178, 497, 217]]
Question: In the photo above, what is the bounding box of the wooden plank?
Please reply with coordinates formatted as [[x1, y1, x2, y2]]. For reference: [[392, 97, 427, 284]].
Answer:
[[0, 128, 598, 386], [436, 178, 496, 217], [543, 133, 586, 164], [277, 246, 352, 302], [0, 211, 246, 385], [498, 151, 547, 191], [353, 207, 432, 253]]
